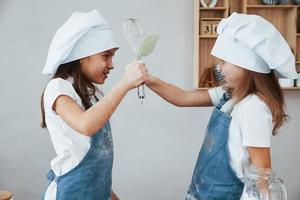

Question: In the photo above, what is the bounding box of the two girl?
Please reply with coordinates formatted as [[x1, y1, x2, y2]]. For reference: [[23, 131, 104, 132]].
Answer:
[[41, 10, 297, 200]]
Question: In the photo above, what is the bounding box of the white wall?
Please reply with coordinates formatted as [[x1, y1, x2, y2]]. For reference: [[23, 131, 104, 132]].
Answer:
[[0, 0, 299, 199]]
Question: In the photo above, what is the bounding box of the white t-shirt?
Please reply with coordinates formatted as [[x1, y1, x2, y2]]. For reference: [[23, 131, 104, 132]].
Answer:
[[208, 87, 273, 182], [43, 78, 103, 200]]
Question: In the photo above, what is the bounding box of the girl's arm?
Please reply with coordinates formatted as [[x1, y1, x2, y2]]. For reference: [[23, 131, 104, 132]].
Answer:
[[53, 62, 147, 136], [145, 75, 213, 107], [247, 147, 271, 169], [247, 147, 271, 196]]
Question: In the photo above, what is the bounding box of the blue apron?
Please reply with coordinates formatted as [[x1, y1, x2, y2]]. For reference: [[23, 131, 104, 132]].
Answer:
[[186, 93, 244, 200], [41, 121, 114, 200]]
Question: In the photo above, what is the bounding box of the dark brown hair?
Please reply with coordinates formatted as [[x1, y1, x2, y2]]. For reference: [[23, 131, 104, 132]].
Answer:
[[40, 60, 98, 128], [233, 70, 289, 135]]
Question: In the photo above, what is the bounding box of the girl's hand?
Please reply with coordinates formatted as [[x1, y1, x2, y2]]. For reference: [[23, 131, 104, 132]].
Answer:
[[144, 74, 155, 86], [111, 191, 120, 200], [121, 61, 148, 90]]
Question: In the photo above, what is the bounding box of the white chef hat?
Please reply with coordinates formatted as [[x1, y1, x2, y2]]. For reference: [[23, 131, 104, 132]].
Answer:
[[211, 12, 297, 79], [42, 10, 119, 75]]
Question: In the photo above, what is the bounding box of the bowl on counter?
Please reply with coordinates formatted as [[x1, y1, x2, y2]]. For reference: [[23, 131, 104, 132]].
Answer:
[[261, 0, 280, 4], [278, 78, 294, 87], [296, 73, 300, 87]]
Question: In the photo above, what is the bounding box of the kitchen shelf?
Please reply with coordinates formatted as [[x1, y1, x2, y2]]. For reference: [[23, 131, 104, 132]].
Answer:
[[201, 17, 223, 21], [247, 5, 296, 9], [193, 0, 300, 90], [200, 7, 227, 11], [246, 0, 298, 6], [281, 87, 300, 90], [199, 35, 218, 39]]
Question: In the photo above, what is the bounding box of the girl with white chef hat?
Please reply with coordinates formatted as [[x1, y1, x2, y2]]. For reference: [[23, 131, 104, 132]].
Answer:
[[145, 12, 297, 199], [40, 10, 147, 200]]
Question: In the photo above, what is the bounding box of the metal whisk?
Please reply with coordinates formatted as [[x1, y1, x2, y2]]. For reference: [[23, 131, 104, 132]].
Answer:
[[214, 64, 225, 85], [123, 18, 145, 103], [214, 64, 232, 95]]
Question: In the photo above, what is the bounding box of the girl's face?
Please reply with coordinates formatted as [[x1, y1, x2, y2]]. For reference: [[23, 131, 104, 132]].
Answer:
[[80, 48, 118, 84], [218, 59, 248, 90]]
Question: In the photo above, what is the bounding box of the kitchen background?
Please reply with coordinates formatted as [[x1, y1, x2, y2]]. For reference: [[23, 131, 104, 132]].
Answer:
[[0, 0, 299, 199]]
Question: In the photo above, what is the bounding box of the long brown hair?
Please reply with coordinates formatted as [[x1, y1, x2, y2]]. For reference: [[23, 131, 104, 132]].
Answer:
[[40, 60, 98, 128], [233, 70, 289, 135]]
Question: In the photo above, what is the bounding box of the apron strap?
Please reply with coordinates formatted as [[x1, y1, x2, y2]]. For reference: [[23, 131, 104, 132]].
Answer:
[[216, 91, 231, 110], [47, 169, 57, 182]]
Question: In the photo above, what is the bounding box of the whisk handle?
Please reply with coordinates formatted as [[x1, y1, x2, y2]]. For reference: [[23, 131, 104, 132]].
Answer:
[[138, 84, 145, 100], [136, 59, 145, 102]]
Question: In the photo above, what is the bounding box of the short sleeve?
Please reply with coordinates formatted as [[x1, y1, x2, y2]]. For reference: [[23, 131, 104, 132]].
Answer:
[[43, 78, 77, 114], [237, 96, 273, 147], [208, 86, 226, 106]]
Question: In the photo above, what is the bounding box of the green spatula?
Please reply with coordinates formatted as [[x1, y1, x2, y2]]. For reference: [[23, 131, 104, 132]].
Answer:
[[138, 34, 159, 57]]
